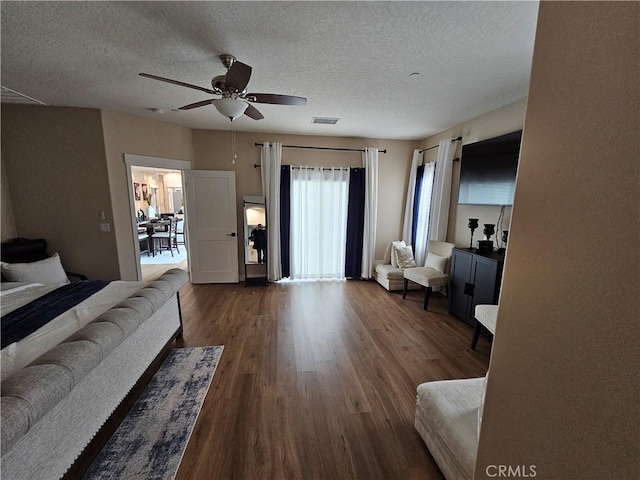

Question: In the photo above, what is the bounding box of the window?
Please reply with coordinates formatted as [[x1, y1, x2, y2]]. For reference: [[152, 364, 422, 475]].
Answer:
[[290, 167, 350, 280]]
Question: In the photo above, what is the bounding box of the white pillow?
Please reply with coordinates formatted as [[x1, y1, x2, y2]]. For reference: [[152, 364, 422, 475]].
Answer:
[[396, 245, 416, 269], [425, 252, 448, 273], [1, 252, 70, 285], [382, 242, 393, 264], [390, 240, 406, 268]]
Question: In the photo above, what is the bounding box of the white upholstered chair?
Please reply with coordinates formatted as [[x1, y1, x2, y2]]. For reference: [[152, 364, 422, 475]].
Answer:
[[402, 240, 456, 311], [471, 304, 498, 349]]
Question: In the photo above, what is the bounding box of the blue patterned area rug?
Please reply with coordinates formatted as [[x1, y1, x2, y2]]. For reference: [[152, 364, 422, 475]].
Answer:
[[83, 346, 224, 480]]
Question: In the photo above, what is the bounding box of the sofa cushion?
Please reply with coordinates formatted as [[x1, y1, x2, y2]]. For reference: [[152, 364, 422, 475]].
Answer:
[[375, 263, 406, 281], [404, 266, 449, 287]]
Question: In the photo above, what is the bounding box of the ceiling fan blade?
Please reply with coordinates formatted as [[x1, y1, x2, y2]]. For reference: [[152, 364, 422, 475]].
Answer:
[[246, 93, 307, 106], [139, 73, 217, 95], [244, 103, 264, 120], [224, 61, 252, 92], [178, 99, 214, 110]]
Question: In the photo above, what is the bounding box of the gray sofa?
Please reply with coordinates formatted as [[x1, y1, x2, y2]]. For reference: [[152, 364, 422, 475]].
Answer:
[[1, 269, 187, 480]]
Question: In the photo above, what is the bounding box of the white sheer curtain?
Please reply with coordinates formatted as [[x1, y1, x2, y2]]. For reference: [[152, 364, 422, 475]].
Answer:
[[428, 138, 457, 242], [414, 162, 436, 266], [402, 149, 424, 244], [290, 167, 349, 280], [260, 142, 282, 281], [361, 147, 378, 279]]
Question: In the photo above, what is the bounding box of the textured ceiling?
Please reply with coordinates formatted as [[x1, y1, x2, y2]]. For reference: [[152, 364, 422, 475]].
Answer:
[[0, 1, 539, 140]]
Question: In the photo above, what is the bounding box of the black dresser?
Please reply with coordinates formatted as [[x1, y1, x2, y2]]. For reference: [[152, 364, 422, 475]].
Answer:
[[449, 248, 504, 327]]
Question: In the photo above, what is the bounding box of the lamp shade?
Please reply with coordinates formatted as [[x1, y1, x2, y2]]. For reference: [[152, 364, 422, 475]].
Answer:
[[213, 98, 248, 120]]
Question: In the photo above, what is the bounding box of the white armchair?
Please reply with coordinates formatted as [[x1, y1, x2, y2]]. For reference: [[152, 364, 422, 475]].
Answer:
[[402, 241, 456, 310]]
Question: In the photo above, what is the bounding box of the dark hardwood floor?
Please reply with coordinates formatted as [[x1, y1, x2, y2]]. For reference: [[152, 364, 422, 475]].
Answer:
[[174, 279, 490, 480]]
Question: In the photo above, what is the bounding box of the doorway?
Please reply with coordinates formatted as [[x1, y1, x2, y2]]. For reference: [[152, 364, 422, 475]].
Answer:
[[125, 154, 190, 282]]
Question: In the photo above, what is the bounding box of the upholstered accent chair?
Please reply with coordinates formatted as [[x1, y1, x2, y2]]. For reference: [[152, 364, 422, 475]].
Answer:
[[471, 304, 498, 349], [402, 240, 456, 311]]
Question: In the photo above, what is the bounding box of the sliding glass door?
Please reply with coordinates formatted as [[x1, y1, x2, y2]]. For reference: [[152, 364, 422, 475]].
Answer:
[[290, 167, 349, 280]]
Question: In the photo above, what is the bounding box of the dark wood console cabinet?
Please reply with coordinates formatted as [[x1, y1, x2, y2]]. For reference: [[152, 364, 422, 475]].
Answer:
[[449, 248, 504, 327]]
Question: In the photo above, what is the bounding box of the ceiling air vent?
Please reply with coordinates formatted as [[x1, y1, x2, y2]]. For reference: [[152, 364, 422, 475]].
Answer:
[[312, 117, 340, 125], [1, 86, 46, 105]]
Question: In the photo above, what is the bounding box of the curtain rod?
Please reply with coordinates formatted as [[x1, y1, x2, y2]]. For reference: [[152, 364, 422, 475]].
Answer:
[[254, 143, 387, 154], [290, 166, 350, 171], [253, 164, 359, 169], [419, 136, 462, 154]]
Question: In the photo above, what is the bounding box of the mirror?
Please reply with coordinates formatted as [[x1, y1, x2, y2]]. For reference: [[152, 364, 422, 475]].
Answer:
[[243, 196, 266, 265]]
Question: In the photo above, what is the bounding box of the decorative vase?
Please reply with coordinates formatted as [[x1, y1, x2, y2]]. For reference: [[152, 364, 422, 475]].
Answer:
[[483, 224, 495, 240], [147, 205, 156, 219]]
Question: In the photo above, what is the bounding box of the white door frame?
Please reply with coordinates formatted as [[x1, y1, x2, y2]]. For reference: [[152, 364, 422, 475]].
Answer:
[[124, 154, 191, 281]]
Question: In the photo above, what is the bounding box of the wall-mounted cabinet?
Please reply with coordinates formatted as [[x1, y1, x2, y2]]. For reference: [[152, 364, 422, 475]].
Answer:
[[449, 248, 504, 327]]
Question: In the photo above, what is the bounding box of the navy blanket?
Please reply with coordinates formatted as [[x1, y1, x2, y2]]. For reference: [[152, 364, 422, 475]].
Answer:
[[1, 280, 110, 349]]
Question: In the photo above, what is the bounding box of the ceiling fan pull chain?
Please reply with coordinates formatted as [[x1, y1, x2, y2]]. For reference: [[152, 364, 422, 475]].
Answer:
[[231, 120, 237, 164]]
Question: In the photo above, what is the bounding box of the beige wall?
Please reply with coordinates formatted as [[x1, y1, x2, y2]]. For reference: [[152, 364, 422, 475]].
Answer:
[[1, 155, 18, 241], [421, 98, 527, 248], [475, 2, 639, 479], [101, 111, 193, 280], [191, 130, 419, 275], [1, 105, 120, 280]]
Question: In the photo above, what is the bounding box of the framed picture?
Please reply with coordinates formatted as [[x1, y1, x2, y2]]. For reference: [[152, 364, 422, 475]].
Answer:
[[141, 184, 149, 201], [134, 182, 141, 201]]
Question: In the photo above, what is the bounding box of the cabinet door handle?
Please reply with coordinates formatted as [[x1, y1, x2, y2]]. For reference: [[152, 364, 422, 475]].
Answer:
[[227, 232, 237, 237], [464, 282, 475, 296]]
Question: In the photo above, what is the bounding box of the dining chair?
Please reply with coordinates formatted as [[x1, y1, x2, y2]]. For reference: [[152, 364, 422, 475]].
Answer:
[[138, 230, 151, 257], [153, 217, 179, 256], [176, 217, 185, 246]]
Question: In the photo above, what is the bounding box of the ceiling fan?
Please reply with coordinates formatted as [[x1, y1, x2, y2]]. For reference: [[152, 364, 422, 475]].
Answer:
[[139, 54, 307, 121]]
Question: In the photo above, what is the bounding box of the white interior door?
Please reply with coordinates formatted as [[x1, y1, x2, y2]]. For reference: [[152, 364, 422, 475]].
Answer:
[[184, 170, 239, 283]]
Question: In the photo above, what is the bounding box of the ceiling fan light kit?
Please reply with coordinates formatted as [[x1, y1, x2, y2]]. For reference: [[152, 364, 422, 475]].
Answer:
[[213, 97, 248, 120]]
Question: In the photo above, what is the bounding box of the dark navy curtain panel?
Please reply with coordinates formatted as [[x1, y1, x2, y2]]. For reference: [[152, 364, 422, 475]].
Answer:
[[411, 164, 425, 248], [279, 165, 291, 278], [344, 167, 366, 278]]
